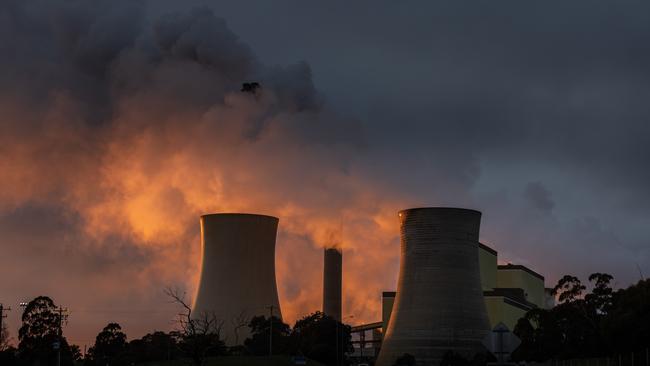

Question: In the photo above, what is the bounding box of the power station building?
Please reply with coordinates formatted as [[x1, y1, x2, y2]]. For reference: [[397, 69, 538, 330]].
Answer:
[[352, 209, 553, 364], [381, 243, 552, 332], [190, 208, 550, 363]]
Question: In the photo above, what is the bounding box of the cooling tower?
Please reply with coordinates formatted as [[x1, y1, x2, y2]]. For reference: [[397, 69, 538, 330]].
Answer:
[[375, 207, 490, 366], [323, 247, 342, 321], [192, 213, 282, 345]]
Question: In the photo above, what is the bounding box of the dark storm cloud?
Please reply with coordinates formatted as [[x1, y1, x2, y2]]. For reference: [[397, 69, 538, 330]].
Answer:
[[152, 0, 650, 281], [524, 182, 555, 213], [160, 0, 650, 209]]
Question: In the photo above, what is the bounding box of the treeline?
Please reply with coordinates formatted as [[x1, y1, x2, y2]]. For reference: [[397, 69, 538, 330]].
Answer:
[[0, 296, 352, 366], [513, 274, 650, 362]]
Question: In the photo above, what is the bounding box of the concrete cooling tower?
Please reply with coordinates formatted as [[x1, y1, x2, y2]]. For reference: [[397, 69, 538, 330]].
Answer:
[[323, 247, 342, 321], [192, 213, 282, 345], [376, 207, 490, 366]]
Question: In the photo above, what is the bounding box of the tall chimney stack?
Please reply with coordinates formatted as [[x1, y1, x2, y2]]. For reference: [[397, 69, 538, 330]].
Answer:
[[323, 247, 342, 321]]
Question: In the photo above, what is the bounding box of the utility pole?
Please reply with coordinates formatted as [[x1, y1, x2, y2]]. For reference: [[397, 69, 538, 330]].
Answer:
[[267, 305, 275, 357], [0, 303, 11, 347], [55, 306, 68, 366]]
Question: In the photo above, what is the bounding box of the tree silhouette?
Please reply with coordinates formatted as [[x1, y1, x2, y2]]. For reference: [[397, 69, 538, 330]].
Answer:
[[291, 311, 352, 365], [586, 273, 614, 313], [552, 275, 586, 303], [18, 296, 73, 366], [0, 322, 11, 351], [512, 273, 650, 362], [127, 331, 180, 363], [393, 353, 416, 366], [69, 345, 82, 362], [244, 315, 291, 356], [164, 287, 225, 366], [87, 323, 127, 366], [230, 310, 250, 347], [0, 346, 17, 366], [601, 279, 650, 352]]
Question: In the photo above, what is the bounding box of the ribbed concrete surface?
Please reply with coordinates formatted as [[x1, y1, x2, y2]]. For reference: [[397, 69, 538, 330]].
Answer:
[[323, 247, 342, 321], [375, 208, 490, 366], [193, 213, 282, 345]]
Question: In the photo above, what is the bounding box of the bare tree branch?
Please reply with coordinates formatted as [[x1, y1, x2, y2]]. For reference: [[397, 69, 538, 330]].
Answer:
[[164, 286, 225, 366], [230, 310, 250, 346]]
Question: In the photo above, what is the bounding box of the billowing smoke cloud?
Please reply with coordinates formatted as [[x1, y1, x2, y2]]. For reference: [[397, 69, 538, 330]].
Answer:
[[524, 182, 555, 213], [0, 0, 407, 346]]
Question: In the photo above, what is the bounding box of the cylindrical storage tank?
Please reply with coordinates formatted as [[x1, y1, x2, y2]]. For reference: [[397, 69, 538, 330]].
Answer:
[[375, 207, 490, 366], [192, 213, 282, 345], [323, 247, 342, 321]]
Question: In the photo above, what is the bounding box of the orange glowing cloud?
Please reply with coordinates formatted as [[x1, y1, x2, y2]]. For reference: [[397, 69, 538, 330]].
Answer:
[[0, 5, 413, 343]]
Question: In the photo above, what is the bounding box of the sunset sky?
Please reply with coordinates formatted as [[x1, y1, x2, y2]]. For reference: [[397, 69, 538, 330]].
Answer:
[[2, 0, 650, 350]]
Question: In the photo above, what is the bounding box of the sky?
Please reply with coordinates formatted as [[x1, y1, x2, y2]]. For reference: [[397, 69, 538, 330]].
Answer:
[[1, 0, 650, 349]]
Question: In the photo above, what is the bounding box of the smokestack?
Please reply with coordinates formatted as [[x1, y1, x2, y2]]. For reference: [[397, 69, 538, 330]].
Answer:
[[375, 208, 490, 366], [192, 213, 282, 345], [323, 247, 342, 321]]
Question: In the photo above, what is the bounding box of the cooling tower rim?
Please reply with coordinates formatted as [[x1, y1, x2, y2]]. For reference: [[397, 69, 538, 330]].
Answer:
[[398, 207, 481, 216], [200, 213, 279, 221]]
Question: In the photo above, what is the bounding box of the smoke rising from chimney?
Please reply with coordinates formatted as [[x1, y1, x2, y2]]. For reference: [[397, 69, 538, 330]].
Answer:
[[0, 0, 405, 342]]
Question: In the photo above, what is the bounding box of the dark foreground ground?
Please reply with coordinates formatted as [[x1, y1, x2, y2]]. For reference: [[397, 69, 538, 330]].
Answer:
[[139, 355, 326, 366]]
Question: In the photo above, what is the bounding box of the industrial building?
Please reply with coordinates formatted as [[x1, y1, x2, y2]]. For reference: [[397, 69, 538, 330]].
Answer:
[[351, 210, 552, 364], [192, 213, 283, 346], [381, 243, 552, 331], [190, 209, 549, 363]]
